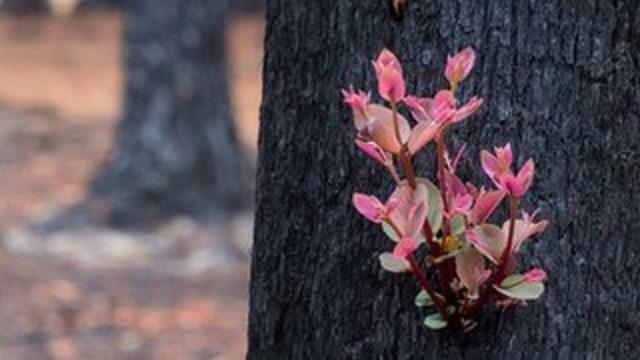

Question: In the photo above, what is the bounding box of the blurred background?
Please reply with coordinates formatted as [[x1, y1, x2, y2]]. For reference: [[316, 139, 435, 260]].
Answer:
[[0, 0, 263, 358]]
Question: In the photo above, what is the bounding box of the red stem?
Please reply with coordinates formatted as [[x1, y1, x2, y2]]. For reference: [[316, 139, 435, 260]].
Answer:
[[390, 98, 404, 154], [434, 128, 457, 302], [423, 219, 439, 254], [390, 97, 417, 190], [386, 218, 449, 321], [399, 149, 417, 189], [408, 255, 450, 320], [436, 129, 451, 226], [465, 195, 519, 319], [494, 196, 519, 282]]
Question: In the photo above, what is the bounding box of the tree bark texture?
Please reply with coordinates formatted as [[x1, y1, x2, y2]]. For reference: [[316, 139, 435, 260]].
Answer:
[[249, 0, 640, 358], [92, 0, 251, 226]]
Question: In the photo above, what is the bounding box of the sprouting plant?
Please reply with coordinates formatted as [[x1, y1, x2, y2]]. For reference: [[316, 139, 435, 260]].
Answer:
[[343, 47, 548, 332]]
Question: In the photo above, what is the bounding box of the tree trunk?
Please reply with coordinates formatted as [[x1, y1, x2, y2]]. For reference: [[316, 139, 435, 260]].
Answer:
[[249, 1, 640, 358], [92, 0, 251, 226], [1, 0, 47, 13]]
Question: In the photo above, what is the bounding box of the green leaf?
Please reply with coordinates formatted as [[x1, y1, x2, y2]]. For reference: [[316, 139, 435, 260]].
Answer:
[[500, 274, 525, 288], [382, 222, 400, 243], [382, 222, 425, 244], [414, 290, 434, 307], [423, 313, 448, 330], [493, 281, 544, 300], [378, 253, 410, 273], [417, 178, 443, 234], [450, 215, 466, 236], [467, 224, 506, 265]]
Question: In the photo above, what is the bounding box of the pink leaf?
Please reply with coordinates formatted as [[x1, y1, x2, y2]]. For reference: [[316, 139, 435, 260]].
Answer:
[[480, 143, 512, 182], [502, 210, 548, 253], [470, 190, 506, 224], [425, 90, 456, 123], [523, 268, 547, 283], [465, 224, 507, 265], [352, 193, 386, 223], [508, 159, 535, 197], [387, 184, 429, 238], [341, 86, 370, 132], [366, 104, 411, 154], [374, 49, 406, 101], [355, 139, 389, 166], [480, 150, 500, 181], [445, 47, 476, 84], [407, 121, 439, 155], [403, 95, 433, 123], [392, 237, 420, 259], [452, 97, 483, 123], [456, 249, 491, 299]]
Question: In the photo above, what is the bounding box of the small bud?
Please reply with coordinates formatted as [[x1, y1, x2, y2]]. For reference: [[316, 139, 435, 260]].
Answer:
[[523, 268, 547, 283], [445, 47, 476, 85], [373, 49, 406, 101]]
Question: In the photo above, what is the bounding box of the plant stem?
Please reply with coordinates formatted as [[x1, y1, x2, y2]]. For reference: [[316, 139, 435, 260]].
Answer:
[[399, 148, 417, 189], [434, 127, 457, 303], [390, 97, 403, 150], [465, 195, 519, 319], [386, 219, 449, 321], [390, 98, 417, 189], [436, 128, 450, 225], [494, 195, 519, 282], [422, 218, 439, 254], [425, 218, 460, 327], [407, 255, 450, 321]]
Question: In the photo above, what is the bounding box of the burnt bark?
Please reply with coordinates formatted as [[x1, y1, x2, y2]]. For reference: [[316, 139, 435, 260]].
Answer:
[[249, 0, 640, 358], [92, 0, 251, 226]]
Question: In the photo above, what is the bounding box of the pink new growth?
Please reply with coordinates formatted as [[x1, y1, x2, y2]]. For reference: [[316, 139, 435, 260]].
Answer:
[[404, 90, 483, 126], [523, 268, 547, 283], [445, 47, 476, 85], [352, 193, 388, 223], [342, 87, 370, 132], [482, 144, 535, 197], [354, 139, 390, 166], [392, 202, 427, 260], [345, 46, 549, 331], [373, 49, 406, 101]]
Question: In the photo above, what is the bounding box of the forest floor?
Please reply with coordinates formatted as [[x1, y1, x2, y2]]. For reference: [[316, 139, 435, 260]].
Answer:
[[0, 11, 263, 359]]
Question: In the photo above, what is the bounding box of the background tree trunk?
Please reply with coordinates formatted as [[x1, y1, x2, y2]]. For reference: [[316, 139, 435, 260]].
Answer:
[[0, 0, 47, 13], [92, 0, 252, 226], [249, 1, 640, 358]]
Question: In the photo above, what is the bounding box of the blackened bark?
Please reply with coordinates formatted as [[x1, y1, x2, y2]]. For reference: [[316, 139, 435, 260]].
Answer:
[[249, 0, 640, 358], [92, 0, 251, 226]]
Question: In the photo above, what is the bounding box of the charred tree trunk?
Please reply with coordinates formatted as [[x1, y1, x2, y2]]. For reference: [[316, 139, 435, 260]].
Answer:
[[92, 0, 251, 226], [249, 1, 639, 358]]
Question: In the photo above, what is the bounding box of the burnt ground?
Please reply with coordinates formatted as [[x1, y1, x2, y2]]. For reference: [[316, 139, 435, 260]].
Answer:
[[0, 12, 263, 359]]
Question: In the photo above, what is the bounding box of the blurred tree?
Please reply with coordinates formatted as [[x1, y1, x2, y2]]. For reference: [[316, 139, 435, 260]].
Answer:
[[79, 0, 124, 9], [91, 0, 252, 226], [249, 0, 639, 358], [0, 0, 47, 13], [1, 0, 262, 14]]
